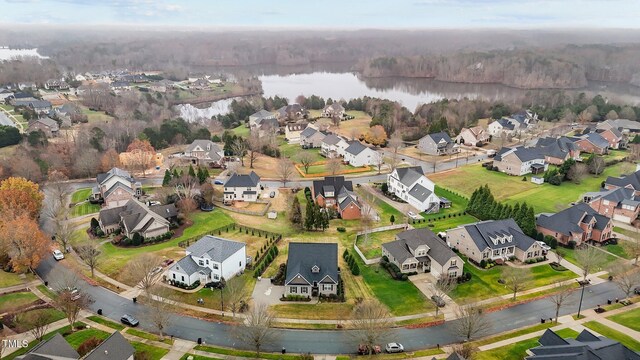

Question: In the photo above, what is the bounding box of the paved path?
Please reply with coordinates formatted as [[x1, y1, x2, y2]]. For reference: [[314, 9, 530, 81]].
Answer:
[[0, 280, 41, 295], [360, 183, 413, 215]]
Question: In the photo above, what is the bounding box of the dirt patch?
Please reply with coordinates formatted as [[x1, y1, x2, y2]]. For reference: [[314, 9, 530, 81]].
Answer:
[[237, 156, 285, 179]]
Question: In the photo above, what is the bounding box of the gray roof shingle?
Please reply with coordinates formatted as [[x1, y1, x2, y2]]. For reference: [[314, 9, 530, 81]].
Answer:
[[394, 166, 425, 187], [285, 242, 338, 286], [185, 235, 246, 262], [536, 203, 611, 236], [384, 228, 459, 266], [407, 183, 432, 203], [605, 170, 640, 191], [224, 171, 260, 188], [526, 329, 640, 360], [345, 141, 368, 156], [84, 331, 135, 360], [459, 218, 536, 252]]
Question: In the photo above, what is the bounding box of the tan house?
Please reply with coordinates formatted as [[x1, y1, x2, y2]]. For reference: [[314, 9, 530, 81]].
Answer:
[[536, 203, 613, 246], [91, 167, 141, 208], [322, 102, 345, 118], [456, 126, 489, 146], [285, 122, 308, 144], [382, 228, 463, 278], [492, 146, 547, 176], [447, 219, 543, 264], [98, 199, 176, 238]]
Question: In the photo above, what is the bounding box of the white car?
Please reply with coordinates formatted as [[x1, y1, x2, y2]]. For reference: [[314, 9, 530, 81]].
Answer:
[[53, 250, 64, 261], [537, 241, 551, 251], [385, 343, 404, 353], [407, 211, 421, 220]]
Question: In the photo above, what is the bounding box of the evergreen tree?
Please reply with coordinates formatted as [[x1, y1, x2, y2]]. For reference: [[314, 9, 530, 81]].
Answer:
[[511, 203, 521, 221], [390, 214, 395, 224], [304, 201, 315, 231], [188, 164, 196, 178], [289, 196, 303, 229], [197, 167, 208, 184], [523, 206, 536, 237], [162, 169, 172, 186], [172, 168, 180, 179], [313, 205, 324, 230], [499, 204, 512, 220], [321, 210, 329, 231]]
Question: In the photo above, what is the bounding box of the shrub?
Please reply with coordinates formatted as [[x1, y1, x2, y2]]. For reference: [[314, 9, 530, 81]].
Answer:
[[381, 183, 389, 194], [95, 229, 104, 237], [480, 260, 486, 268], [337, 227, 346, 232], [567, 240, 577, 249], [132, 232, 143, 246], [78, 337, 103, 357]]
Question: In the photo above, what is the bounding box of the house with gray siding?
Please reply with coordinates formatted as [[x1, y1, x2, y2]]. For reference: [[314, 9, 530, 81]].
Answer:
[[418, 132, 458, 156], [285, 242, 338, 297]]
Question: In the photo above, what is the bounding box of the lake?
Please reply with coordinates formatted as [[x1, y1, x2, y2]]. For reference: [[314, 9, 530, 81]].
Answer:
[[0, 47, 48, 61]]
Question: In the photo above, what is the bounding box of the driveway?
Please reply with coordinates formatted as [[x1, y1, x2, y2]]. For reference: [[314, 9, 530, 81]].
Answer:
[[251, 278, 285, 306]]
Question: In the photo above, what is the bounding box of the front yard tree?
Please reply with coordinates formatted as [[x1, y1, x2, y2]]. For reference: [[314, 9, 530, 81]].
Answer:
[[575, 246, 606, 282], [390, 214, 395, 225], [453, 303, 491, 341], [20, 309, 54, 341], [289, 196, 303, 229], [77, 242, 101, 278], [162, 169, 172, 186], [123, 253, 163, 298], [234, 304, 278, 357], [350, 300, 394, 355], [53, 281, 94, 331], [225, 279, 246, 318], [247, 132, 262, 169], [388, 133, 403, 170], [126, 138, 155, 177], [431, 275, 457, 317], [547, 282, 573, 323], [503, 267, 531, 301], [0, 176, 44, 219], [587, 155, 605, 175], [231, 138, 248, 167], [364, 125, 388, 147], [297, 152, 314, 174], [373, 151, 385, 174], [622, 233, 640, 265], [609, 263, 640, 300], [304, 201, 316, 231], [326, 158, 342, 176], [144, 287, 173, 341], [277, 157, 295, 187], [0, 215, 49, 274]]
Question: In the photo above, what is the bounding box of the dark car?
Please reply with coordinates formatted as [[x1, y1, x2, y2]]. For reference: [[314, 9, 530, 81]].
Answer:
[[214, 179, 224, 185], [431, 295, 446, 307], [121, 314, 139, 327], [634, 287, 640, 295]]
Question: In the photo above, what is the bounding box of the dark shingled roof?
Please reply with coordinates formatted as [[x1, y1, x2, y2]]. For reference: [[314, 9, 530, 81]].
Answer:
[[84, 331, 135, 360], [534, 136, 577, 160], [150, 204, 178, 218], [185, 235, 246, 262], [170, 255, 201, 276], [224, 171, 260, 188], [251, 109, 275, 119], [394, 166, 425, 187], [300, 126, 318, 138], [494, 118, 515, 130], [536, 203, 611, 237], [285, 242, 338, 286], [313, 176, 352, 198], [605, 170, 640, 192], [22, 333, 80, 360], [494, 146, 543, 162], [322, 133, 345, 146], [344, 141, 369, 156], [584, 187, 640, 208], [459, 218, 537, 252], [426, 131, 453, 144], [407, 183, 432, 203], [526, 329, 640, 360], [571, 132, 610, 149], [383, 228, 459, 266]]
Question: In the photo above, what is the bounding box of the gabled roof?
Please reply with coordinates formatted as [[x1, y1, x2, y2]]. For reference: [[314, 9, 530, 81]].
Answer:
[[494, 146, 543, 162], [286, 122, 308, 131], [534, 136, 578, 159], [424, 131, 452, 144], [103, 181, 134, 199], [394, 166, 425, 187], [99, 199, 170, 232], [494, 118, 515, 130], [225, 171, 260, 188], [96, 167, 133, 185], [458, 218, 536, 251], [24, 333, 80, 359], [408, 183, 432, 203], [29, 117, 59, 131], [572, 132, 610, 149], [150, 204, 179, 218], [536, 203, 611, 236], [323, 102, 344, 112], [285, 242, 338, 286], [384, 228, 459, 266], [599, 119, 640, 132], [300, 126, 318, 138], [526, 329, 640, 360], [313, 176, 353, 198], [185, 235, 245, 262], [344, 141, 369, 156], [84, 331, 135, 360], [322, 133, 346, 146], [250, 109, 275, 119], [170, 255, 201, 276], [606, 170, 640, 191], [584, 187, 639, 208]]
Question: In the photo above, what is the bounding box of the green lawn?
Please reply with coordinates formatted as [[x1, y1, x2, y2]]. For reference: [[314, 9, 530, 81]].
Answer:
[[71, 188, 93, 203], [97, 210, 234, 277], [195, 345, 301, 360], [614, 226, 639, 239], [607, 307, 640, 332], [356, 229, 401, 259], [126, 328, 173, 345], [355, 255, 431, 316], [357, 189, 403, 226], [281, 143, 324, 163], [0, 291, 38, 313], [560, 247, 618, 271], [306, 163, 361, 175], [421, 186, 468, 220], [70, 202, 101, 218], [430, 163, 627, 213], [475, 328, 579, 360], [3, 322, 86, 360], [450, 258, 578, 301], [131, 341, 170, 360], [0, 270, 26, 287], [12, 308, 67, 333], [230, 124, 250, 137], [413, 214, 479, 233], [583, 321, 640, 351], [603, 243, 632, 259], [37, 284, 57, 299], [87, 315, 126, 330], [65, 328, 110, 348], [181, 355, 224, 360]]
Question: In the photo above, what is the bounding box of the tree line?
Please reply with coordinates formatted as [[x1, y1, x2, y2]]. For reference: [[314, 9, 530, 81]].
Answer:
[[466, 185, 536, 237]]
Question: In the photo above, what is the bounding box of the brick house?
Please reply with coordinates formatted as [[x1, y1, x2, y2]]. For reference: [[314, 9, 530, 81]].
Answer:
[[605, 169, 640, 196], [533, 137, 581, 165], [312, 176, 361, 219], [536, 203, 613, 246], [570, 133, 609, 155], [285, 242, 338, 297], [595, 127, 624, 149], [91, 167, 141, 208], [582, 187, 640, 224], [493, 146, 547, 176], [27, 117, 59, 137]]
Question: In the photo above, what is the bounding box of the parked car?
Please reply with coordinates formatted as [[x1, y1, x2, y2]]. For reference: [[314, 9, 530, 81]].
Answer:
[[634, 286, 640, 295], [161, 259, 174, 267], [385, 343, 404, 353], [269, 191, 276, 198], [214, 179, 224, 185], [358, 344, 381, 355], [121, 314, 139, 327], [407, 211, 421, 220], [537, 241, 551, 252], [60, 287, 80, 301], [431, 295, 446, 307], [53, 249, 65, 261]]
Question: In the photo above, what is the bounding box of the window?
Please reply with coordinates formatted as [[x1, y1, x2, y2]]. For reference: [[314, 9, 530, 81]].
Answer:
[[206, 260, 209, 265], [181, 276, 184, 282], [322, 284, 333, 291], [172, 274, 176, 279], [290, 286, 297, 294], [451, 260, 457, 266], [213, 264, 219, 270], [239, 261, 242, 267], [213, 274, 219, 280], [301, 287, 308, 294], [199, 260, 204, 266]]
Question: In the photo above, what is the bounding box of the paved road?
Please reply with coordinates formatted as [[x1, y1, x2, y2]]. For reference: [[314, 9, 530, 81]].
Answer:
[[36, 256, 625, 354]]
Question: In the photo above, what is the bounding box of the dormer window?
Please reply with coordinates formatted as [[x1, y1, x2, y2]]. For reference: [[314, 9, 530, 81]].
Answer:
[[312, 265, 320, 273]]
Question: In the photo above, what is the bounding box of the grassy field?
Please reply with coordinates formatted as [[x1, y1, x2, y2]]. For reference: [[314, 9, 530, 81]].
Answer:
[[131, 341, 170, 360], [0, 270, 26, 287], [181, 355, 224, 360], [356, 229, 401, 259], [70, 202, 101, 218], [603, 243, 631, 259], [126, 328, 173, 345], [583, 321, 640, 351], [230, 124, 250, 137], [421, 186, 468, 220], [280, 143, 325, 163], [169, 271, 256, 311], [559, 247, 618, 271], [71, 188, 92, 203], [413, 214, 479, 233], [305, 163, 364, 175], [271, 302, 354, 320], [607, 307, 640, 332], [614, 226, 639, 239], [450, 258, 578, 301], [0, 291, 38, 313], [357, 189, 403, 226], [430, 163, 627, 213], [195, 344, 301, 360], [64, 328, 110, 348], [80, 106, 116, 123], [475, 328, 579, 360], [12, 308, 67, 333]]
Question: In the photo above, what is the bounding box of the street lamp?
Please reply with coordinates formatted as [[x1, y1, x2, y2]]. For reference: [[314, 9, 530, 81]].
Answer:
[[576, 278, 590, 319]]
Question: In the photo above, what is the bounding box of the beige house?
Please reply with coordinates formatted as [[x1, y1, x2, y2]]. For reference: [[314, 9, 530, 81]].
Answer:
[[456, 126, 489, 146], [493, 146, 547, 176], [98, 199, 176, 238]]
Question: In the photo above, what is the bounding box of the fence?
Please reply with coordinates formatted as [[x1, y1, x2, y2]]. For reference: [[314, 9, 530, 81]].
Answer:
[[178, 223, 283, 249], [353, 223, 413, 265], [212, 198, 272, 216]]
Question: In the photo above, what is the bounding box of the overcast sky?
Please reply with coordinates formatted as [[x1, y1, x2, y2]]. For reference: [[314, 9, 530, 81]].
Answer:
[[1, 0, 639, 29]]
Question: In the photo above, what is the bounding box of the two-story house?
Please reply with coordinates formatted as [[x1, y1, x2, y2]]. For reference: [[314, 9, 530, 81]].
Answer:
[[300, 126, 327, 148], [248, 110, 277, 129], [343, 141, 378, 167], [533, 137, 581, 165], [184, 139, 225, 167], [382, 228, 463, 278], [418, 132, 458, 156], [223, 171, 261, 203], [570, 133, 610, 155], [98, 198, 176, 238], [582, 187, 640, 224], [312, 176, 361, 219], [456, 126, 489, 146], [285, 122, 308, 144], [493, 146, 547, 176], [387, 166, 441, 213], [321, 133, 349, 158], [285, 242, 338, 297], [487, 118, 516, 136], [598, 119, 640, 135], [605, 169, 640, 196], [276, 104, 306, 123], [447, 219, 542, 264], [27, 117, 59, 137], [167, 235, 246, 287], [595, 127, 624, 149], [536, 203, 613, 246], [91, 167, 141, 208], [322, 102, 345, 118]]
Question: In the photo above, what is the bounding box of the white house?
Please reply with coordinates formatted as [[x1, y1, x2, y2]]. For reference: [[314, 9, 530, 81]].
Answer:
[[343, 141, 378, 167], [285, 122, 308, 144], [167, 235, 246, 287], [223, 171, 261, 203], [321, 133, 349, 158], [387, 166, 441, 213]]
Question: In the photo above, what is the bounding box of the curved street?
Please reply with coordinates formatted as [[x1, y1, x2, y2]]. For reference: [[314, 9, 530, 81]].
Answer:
[[36, 255, 625, 355]]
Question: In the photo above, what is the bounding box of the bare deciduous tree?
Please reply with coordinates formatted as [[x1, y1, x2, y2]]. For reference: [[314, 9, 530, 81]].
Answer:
[[326, 158, 342, 176], [575, 246, 606, 282], [276, 158, 295, 187], [77, 242, 101, 278], [53, 279, 94, 331], [453, 303, 491, 341], [225, 279, 246, 318], [554, 248, 565, 265], [547, 282, 574, 323], [145, 286, 173, 341], [234, 303, 278, 356], [387, 133, 403, 170], [609, 263, 640, 300], [503, 267, 532, 301], [373, 151, 385, 175], [297, 152, 314, 174], [231, 139, 248, 167], [567, 163, 587, 184], [431, 275, 456, 317], [350, 300, 394, 355], [20, 309, 54, 341], [123, 253, 163, 298], [247, 133, 262, 169], [621, 232, 640, 265]]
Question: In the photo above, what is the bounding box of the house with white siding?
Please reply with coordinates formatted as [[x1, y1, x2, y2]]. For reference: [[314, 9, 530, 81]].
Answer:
[[223, 171, 261, 203], [387, 166, 441, 213], [343, 141, 378, 167]]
